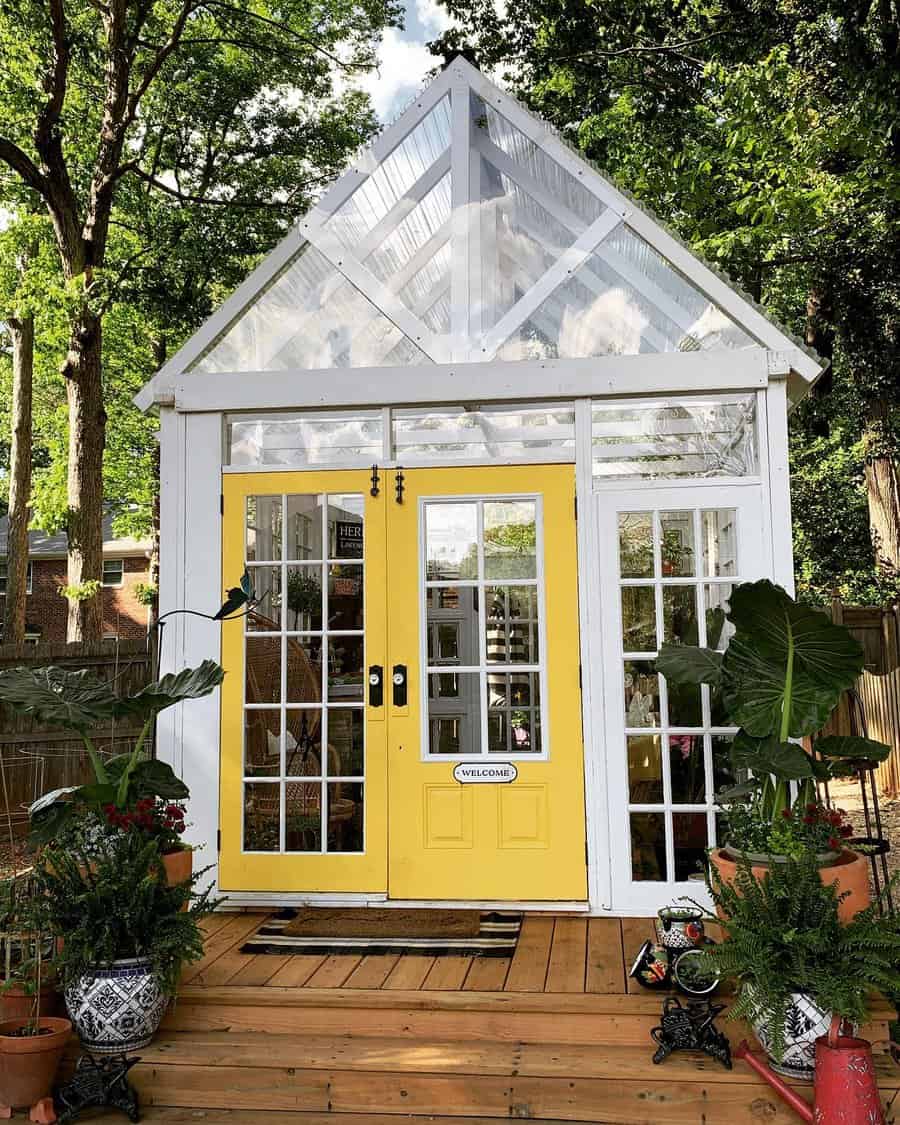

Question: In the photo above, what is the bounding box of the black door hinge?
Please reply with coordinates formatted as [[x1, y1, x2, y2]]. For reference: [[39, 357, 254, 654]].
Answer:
[[220, 493, 224, 515], [585, 840, 589, 864], [578, 664, 583, 689], [574, 495, 578, 520], [217, 829, 221, 852]]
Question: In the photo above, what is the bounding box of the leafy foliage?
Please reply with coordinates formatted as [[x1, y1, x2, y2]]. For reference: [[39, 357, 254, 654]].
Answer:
[[430, 0, 900, 600], [696, 854, 900, 1063], [30, 828, 218, 995]]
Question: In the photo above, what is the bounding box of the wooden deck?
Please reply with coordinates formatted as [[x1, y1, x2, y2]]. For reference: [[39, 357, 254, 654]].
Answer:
[[124, 911, 899, 1125]]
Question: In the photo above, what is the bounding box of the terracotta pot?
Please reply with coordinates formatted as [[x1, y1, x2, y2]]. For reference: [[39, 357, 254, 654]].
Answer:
[[162, 847, 192, 886], [0, 981, 61, 1024], [0, 1015, 71, 1112], [709, 848, 871, 922]]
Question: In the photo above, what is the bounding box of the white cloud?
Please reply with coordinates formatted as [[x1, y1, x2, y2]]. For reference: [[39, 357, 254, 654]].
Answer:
[[415, 0, 455, 35], [355, 28, 439, 121]]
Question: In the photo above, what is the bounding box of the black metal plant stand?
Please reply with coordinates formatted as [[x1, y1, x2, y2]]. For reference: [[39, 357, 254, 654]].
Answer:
[[55, 1053, 141, 1123], [823, 689, 894, 916]]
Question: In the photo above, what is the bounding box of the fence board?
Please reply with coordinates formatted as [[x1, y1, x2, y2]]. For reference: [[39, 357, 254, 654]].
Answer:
[[0, 639, 154, 834]]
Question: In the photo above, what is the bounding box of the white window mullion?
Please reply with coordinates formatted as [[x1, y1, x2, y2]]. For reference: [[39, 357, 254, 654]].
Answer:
[[477, 501, 489, 757]]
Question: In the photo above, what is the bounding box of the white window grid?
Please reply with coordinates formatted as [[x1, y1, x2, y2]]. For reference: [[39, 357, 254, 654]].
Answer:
[[242, 492, 365, 856], [618, 507, 740, 883], [420, 494, 549, 761]]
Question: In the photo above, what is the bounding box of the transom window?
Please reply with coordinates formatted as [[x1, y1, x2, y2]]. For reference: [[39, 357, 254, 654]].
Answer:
[[242, 493, 365, 855], [617, 507, 740, 882], [422, 497, 546, 758]]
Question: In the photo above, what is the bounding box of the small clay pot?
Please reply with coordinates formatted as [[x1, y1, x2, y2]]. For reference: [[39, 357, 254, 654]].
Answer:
[[0, 981, 62, 1025], [0, 1015, 71, 1113]]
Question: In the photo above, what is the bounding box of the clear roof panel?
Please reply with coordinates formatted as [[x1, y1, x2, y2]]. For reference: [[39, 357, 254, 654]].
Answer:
[[177, 70, 764, 379], [191, 244, 429, 373], [495, 228, 755, 361]]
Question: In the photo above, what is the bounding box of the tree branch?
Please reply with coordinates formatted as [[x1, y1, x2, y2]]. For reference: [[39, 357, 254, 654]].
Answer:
[[0, 138, 48, 196], [118, 163, 323, 206]]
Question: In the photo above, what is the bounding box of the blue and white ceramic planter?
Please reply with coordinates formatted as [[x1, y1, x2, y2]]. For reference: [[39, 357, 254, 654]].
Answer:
[[747, 987, 833, 1080], [65, 957, 169, 1054]]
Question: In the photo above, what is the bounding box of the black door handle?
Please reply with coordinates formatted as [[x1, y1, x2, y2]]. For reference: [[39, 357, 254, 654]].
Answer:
[[392, 664, 407, 707], [368, 665, 383, 708]]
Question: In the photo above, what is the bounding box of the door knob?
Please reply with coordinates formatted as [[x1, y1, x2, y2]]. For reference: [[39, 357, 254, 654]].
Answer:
[[392, 664, 407, 707], [368, 665, 383, 707]]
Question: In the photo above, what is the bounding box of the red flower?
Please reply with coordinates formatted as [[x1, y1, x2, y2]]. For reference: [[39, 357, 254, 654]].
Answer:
[[803, 815, 815, 825], [165, 804, 182, 817], [828, 836, 841, 850], [781, 808, 793, 819], [840, 825, 854, 838], [806, 802, 818, 813]]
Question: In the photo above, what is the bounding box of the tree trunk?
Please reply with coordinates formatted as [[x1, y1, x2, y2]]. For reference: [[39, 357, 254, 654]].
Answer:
[[865, 453, 900, 577], [3, 316, 34, 648], [63, 308, 106, 642]]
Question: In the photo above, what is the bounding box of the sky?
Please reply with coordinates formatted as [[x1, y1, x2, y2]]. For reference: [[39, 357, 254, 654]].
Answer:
[[356, 0, 457, 121]]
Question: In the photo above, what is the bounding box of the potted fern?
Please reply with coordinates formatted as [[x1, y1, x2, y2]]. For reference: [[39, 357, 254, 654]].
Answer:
[[30, 824, 217, 1054], [697, 853, 900, 1079]]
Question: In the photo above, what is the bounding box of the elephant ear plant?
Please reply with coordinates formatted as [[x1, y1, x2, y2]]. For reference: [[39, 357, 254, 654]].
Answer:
[[0, 660, 224, 844], [657, 580, 890, 857]]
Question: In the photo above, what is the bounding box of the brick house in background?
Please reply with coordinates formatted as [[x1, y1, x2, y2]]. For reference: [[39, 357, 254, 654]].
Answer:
[[0, 512, 152, 644]]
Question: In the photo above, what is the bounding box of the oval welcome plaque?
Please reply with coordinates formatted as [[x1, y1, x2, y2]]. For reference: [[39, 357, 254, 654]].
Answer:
[[452, 762, 518, 785]]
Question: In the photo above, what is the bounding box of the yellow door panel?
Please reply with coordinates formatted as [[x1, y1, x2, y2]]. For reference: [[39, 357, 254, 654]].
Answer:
[[386, 465, 587, 902], [219, 470, 387, 893]]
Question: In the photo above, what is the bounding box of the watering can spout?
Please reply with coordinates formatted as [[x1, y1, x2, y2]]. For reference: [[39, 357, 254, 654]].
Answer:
[[733, 1042, 814, 1123]]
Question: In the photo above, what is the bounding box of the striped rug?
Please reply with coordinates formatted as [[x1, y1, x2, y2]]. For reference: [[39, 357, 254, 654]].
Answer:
[[240, 911, 522, 958]]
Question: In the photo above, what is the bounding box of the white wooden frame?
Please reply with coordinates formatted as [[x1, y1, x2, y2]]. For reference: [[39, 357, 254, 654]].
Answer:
[[416, 492, 550, 763]]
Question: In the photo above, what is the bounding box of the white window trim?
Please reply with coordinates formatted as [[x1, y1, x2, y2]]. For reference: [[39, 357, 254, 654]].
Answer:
[[417, 492, 550, 763], [0, 560, 34, 596], [102, 559, 125, 588]]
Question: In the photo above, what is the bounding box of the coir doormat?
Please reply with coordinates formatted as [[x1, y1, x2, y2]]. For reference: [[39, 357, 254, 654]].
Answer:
[[240, 910, 522, 957]]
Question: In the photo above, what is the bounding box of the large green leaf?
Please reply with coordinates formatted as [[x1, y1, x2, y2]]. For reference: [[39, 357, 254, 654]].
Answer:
[[106, 756, 190, 799], [0, 666, 119, 730], [111, 660, 225, 721], [655, 644, 723, 687], [814, 735, 891, 763], [722, 580, 863, 738], [731, 732, 815, 780]]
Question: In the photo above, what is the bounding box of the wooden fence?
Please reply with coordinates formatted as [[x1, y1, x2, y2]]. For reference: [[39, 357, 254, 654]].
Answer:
[[828, 600, 900, 799], [0, 638, 154, 836]]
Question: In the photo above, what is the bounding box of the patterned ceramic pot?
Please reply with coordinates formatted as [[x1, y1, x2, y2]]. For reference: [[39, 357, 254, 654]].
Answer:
[[748, 988, 832, 1080], [65, 957, 169, 1054], [655, 906, 705, 952]]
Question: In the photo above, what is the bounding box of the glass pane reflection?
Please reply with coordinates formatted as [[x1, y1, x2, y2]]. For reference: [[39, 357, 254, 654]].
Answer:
[[631, 813, 666, 881]]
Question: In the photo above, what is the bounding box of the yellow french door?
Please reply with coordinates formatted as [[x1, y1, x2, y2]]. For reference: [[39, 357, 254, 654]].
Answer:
[[220, 465, 587, 901], [219, 471, 388, 893], [386, 466, 587, 901]]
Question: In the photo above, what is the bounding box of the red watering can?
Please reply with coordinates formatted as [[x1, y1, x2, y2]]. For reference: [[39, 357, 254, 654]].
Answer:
[[734, 1016, 885, 1124]]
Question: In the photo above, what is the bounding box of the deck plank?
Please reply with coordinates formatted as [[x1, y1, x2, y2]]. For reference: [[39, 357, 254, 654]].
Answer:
[[504, 915, 553, 993], [620, 916, 656, 994], [585, 917, 625, 994], [227, 954, 293, 987], [463, 956, 510, 992], [303, 954, 362, 988], [265, 955, 328, 987], [544, 918, 587, 993], [423, 956, 472, 991], [382, 954, 436, 990], [181, 914, 268, 986], [343, 954, 401, 990]]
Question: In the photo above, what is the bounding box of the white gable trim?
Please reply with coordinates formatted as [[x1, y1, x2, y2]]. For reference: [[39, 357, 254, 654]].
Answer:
[[135, 56, 820, 412]]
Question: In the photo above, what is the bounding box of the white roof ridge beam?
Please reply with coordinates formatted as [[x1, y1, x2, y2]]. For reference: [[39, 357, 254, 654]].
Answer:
[[450, 67, 473, 362], [353, 150, 451, 263], [302, 222, 448, 364], [480, 211, 624, 359]]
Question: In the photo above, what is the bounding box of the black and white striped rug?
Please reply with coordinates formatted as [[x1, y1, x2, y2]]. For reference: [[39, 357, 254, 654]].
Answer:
[[240, 911, 522, 958]]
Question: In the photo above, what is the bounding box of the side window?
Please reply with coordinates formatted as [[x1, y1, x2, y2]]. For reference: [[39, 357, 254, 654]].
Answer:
[[102, 559, 125, 587]]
